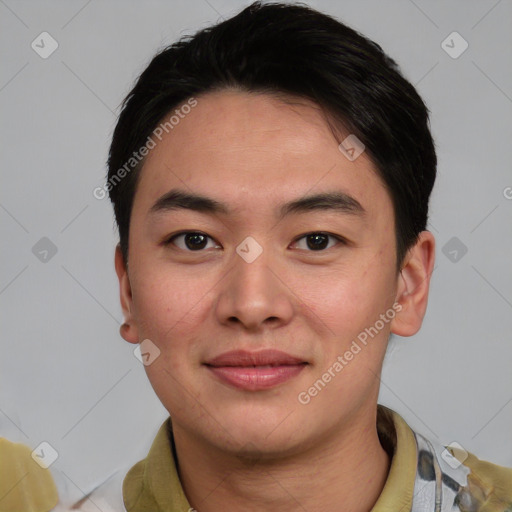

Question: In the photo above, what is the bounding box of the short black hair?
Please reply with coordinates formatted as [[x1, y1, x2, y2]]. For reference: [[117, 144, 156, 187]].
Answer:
[[107, 1, 437, 272]]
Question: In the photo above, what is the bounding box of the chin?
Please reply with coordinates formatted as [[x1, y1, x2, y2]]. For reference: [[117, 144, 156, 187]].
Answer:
[[203, 410, 308, 458], [221, 431, 304, 461]]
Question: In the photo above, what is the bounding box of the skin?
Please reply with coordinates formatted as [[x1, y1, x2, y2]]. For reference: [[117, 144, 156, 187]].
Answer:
[[115, 89, 435, 512]]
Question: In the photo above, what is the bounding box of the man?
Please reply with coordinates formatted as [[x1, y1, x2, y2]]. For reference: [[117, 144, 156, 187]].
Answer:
[[104, 1, 511, 511], [2, 2, 509, 511]]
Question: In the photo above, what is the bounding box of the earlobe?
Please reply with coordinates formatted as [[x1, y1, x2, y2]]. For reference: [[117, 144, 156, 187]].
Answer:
[[114, 244, 139, 344], [120, 322, 138, 343], [390, 231, 436, 337]]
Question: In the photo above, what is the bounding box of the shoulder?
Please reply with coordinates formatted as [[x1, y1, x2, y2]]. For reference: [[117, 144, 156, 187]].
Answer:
[[413, 429, 512, 511], [380, 407, 512, 512], [450, 446, 512, 511]]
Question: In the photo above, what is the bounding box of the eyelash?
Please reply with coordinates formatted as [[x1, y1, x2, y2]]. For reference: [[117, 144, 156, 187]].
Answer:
[[163, 231, 346, 252]]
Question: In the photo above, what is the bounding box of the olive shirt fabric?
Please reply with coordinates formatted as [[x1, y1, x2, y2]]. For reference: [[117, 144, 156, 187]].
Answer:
[[122, 405, 512, 512]]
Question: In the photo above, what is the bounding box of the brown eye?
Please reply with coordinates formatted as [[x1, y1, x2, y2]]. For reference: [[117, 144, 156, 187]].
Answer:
[[293, 232, 344, 251], [166, 232, 219, 251]]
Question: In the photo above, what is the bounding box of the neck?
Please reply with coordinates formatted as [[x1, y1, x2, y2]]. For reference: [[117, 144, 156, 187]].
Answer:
[[173, 406, 390, 512]]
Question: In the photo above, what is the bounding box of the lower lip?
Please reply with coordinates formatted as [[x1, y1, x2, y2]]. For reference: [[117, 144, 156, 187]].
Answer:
[[206, 364, 306, 390]]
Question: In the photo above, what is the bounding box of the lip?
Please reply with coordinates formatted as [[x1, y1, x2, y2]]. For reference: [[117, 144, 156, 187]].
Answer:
[[204, 350, 308, 391]]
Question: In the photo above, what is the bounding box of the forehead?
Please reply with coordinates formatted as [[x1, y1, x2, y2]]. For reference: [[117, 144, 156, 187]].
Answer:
[[132, 90, 393, 226]]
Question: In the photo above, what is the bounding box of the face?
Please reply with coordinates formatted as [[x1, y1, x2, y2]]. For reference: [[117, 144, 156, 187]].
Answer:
[[116, 90, 428, 457]]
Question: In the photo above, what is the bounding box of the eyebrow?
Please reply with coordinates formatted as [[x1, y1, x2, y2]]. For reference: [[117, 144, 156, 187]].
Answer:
[[148, 188, 366, 220]]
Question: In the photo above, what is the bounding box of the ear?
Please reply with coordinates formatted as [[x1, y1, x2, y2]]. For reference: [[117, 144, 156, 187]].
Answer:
[[390, 231, 436, 337], [114, 244, 139, 344]]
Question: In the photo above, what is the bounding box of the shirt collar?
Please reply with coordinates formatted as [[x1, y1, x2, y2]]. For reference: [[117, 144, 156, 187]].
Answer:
[[122, 405, 419, 511]]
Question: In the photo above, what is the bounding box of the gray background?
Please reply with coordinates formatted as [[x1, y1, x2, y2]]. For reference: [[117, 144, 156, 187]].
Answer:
[[1, 0, 511, 504]]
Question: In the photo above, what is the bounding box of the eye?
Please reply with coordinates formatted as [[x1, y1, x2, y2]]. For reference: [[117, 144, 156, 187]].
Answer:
[[292, 232, 345, 251], [165, 231, 220, 251]]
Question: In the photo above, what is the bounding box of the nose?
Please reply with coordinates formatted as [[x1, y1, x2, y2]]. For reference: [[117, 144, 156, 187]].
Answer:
[[214, 245, 294, 332]]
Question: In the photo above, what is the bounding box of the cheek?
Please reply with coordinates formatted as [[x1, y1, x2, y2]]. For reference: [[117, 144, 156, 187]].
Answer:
[[296, 265, 385, 332], [294, 263, 395, 380], [131, 265, 212, 343]]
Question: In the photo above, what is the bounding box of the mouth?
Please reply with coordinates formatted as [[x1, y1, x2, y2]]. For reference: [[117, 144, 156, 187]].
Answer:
[[204, 349, 308, 391]]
